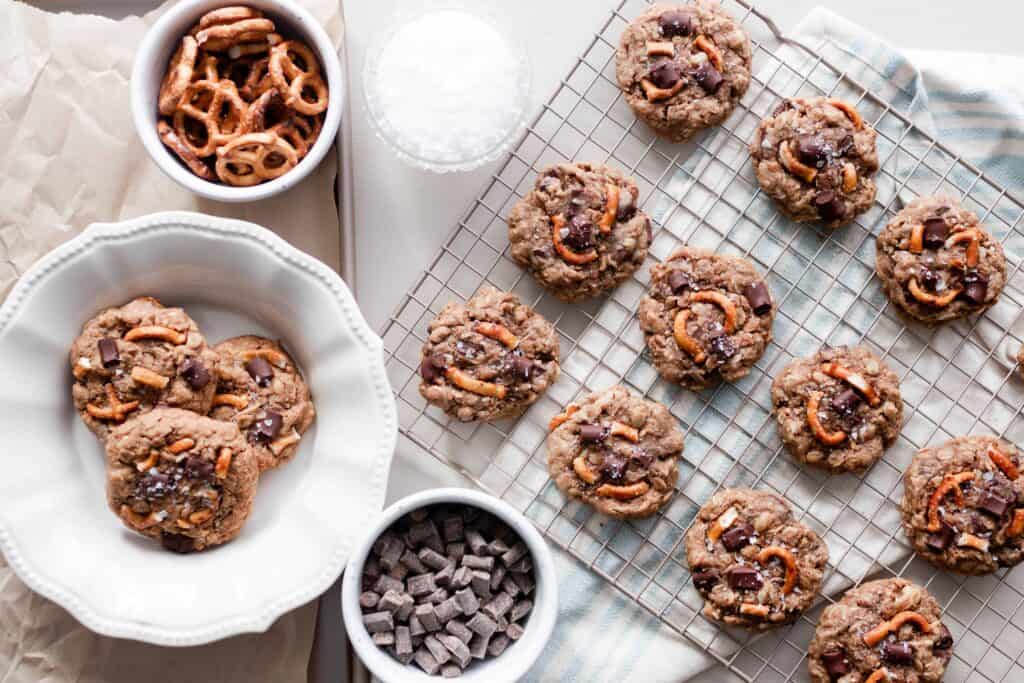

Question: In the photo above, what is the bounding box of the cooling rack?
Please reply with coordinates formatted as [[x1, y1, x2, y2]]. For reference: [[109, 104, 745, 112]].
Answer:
[[378, 1, 1024, 680]]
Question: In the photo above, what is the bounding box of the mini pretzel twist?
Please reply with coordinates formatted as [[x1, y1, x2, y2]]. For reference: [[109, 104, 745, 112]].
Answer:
[[215, 132, 300, 186], [227, 33, 282, 60], [196, 18, 275, 50], [945, 228, 983, 268], [827, 99, 865, 130], [241, 57, 275, 101], [474, 322, 519, 349], [215, 448, 233, 479], [756, 546, 797, 594], [646, 41, 675, 57], [172, 79, 248, 158], [609, 421, 640, 443], [269, 41, 329, 115], [707, 506, 739, 543], [673, 310, 706, 363], [269, 429, 302, 455], [86, 385, 140, 422], [739, 603, 770, 618], [266, 113, 321, 159], [690, 291, 737, 334], [862, 611, 931, 647], [167, 438, 196, 455], [806, 392, 846, 446], [988, 444, 1020, 479], [595, 481, 650, 500], [820, 362, 881, 406], [779, 140, 817, 183], [927, 471, 974, 531], [212, 393, 249, 409], [573, 455, 600, 484], [158, 120, 216, 181], [197, 6, 264, 30], [551, 215, 599, 265], [693, 35, 723, 70], [131, 366, 170, 390], [908, 278, 961, 307], [124, 325, 187, 345], [641, 78, 685, 102], [598, 184, 621, 233], [158, 36, 199, 116], [445, 367, 507, 399], [908, 223, 925, 254], [120, 505, 161, 530], [841, 162, 858, 193], [549, 404, 579, 431]]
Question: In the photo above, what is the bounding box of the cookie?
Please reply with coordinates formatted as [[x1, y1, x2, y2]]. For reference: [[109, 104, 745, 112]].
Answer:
[[771, 346, 902, 473], [105, 407, 259, 552], [210, 335, 315, 471], [808, 578, 953, 683], [419, 286, 560, 422], [546, 385, 683, 519], [638, 247, 774, 390], [876, 195, 1006, 323], [508, 162, 651, 302], [70, 296, 219, 440], [615, 2, 752, 142], [750, 97, 879, 228], [901, 435, 1024, 575], [684, 488, 827, 630]]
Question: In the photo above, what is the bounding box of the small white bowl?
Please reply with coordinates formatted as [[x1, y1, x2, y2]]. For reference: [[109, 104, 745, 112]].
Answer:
[[131, 0, 344, 202], [342, 488, 557, 683]]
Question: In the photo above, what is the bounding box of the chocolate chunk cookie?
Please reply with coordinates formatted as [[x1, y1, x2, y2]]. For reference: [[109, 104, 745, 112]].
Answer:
[[210, 335, 315, 471], [615, 2, 752, 142], [419, 286, 560, 422], [638, 247, 774, 390], [105, 407, 259, 552], [70, 297, 218, 440], [901, 435, 1024, 575], [508, 162, 651, 302], [684, 488, 827, 630], [750, 97, 879, 228], [546, 385, 683, 519], [808, 578, 953, 683], [771, 346, 902, 473], [876, 195, 1006, 323]]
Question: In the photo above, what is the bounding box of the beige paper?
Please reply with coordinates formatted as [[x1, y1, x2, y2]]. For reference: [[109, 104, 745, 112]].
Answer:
[[0, 0, 346, 680]]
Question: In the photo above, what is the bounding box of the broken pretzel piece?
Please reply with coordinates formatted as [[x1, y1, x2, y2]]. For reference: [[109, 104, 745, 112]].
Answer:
[[841, 162, 858, 193], [214, 447, 233, 479], [707, 506, 739, 544], [120, 505, 161, 530], [86, 385, 140, 422], [908, 278, 961, 307], [908, 223, 925, 254], [269, 429, 302, 456], [739, 603, 770, 618], [167, 438, 196, 455], [598, 184, 620, 233], [756, 546, 797, 594], [1006, 509, 1024, 538], [609, 421, 640, 443], [573, 454, 600, 485], [827, 99, 864, 130], [646, 41, 675, 57], [641, 77, 685, 102], [551, 215, 599, 265], [445, 367, 507, 399], [864, 670, 890, 683], [136, 451, 159, 472], [595, 481, 650, 500], [927, 471, 974, 531], [188, 509, 214, 524], [945, 229, 982, 268], [806, 392, 846, 446], [690, 291, 737, 334], [212, 393, 249, 410], [673, 310, 706, 363], [957, 532, 990, 552], [779, 141, 817, 184], [987, 444, 1020, 480], [693, 35, 723, 70], [549, 404, 579, 431], [474, 322, 519, 349], [124, 325, 187, 345], [862, 610, 931, 647], [242, 347, 289, 368], [820, 362, 881, 406], [131, 366, 170, 390]]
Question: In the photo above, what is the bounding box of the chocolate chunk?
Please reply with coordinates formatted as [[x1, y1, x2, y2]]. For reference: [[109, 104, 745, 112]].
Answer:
[[721, 522, 754, 551], [180, 359, 210, 389], [834, 134, 854, 156], [508, 354, 536, 382], [691, 568, 719, 592], [919, 266, 942, 292], [926, 523, 955, 552], [160, 533, 195, 554], [690, 61, 723, 93], [600, 453, 627, 482], [668, 270, 692, 294], [98, 338, 120, 367], [726, 565, 763, 591], [252, 410, 283, 443], [882, 641, 914, 665], [645, 217, 652, 243], [616, 191, 636, 221], [820, 649, 851, 678], [563, 214, 594, 253], [962, 271, 988, 305], [742, 281, 771, 315], [630, 447, 653, 468], [922, 217, 948, 249], [359, 591, 381, 610], [244, 356, 274, 387], [578, 423, 608, 443], [830, 387, 861, 418], [648, 58, 682, 90], [659, 9, 693, 37], [933, 624, 954, 653], [183, 455, 214, 480], [813, 190, 847, 222], [796, 134, 829, 166], [420, 354, 447, 382], [708, 333, 736, 360], [979, 491, 1010, 517], [137, 472, 173, 499]]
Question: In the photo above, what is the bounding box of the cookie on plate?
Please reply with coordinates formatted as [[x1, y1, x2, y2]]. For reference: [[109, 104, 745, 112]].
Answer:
[[807, 578, 953, 683], [508, 162, 651, 302], [70, 296, 219, 440], [615, 2, 752, 142], [210, 335, 316, 471], [638, 247, 774, 390], [901, 435, 1024, 575], [419, 286, 560, 422], [546, 385, 683, 519], [105, 407, 259, 553], [750, 96, 879, 228], [684, 488, 828, 630], [771, 345, 902, 473], [876, 195, 1006, 324]]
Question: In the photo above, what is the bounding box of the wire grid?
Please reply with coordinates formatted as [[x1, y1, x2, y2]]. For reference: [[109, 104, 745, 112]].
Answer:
[[378, 1, 1024, 680]]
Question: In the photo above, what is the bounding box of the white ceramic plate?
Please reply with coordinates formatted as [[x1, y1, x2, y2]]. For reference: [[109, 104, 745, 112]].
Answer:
[[0, 212, 396, 646]]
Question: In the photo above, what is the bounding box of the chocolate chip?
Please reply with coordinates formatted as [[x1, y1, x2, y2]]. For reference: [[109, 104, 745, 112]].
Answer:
[[721, 522, 754, 551], [183, 456, 214, 480], [690, 61, 723, 93], [933, 624, 954, 653], [578, 424, 607, 443], [616, 191, 636, 222], [708, 333, 736, 360], [181, 359, 210, 390], [813, 190, 847, 222], [648, 59, 682, 90], [962, 270, 988, 305], [668, 270, 692, 294], [742, 281, 771, 316], [658, 9, 693, 37], [245, 356, 274, 387], [630, 447, 653, 468], [820, 649, 851, 678], [161, 533, 196, 554], [252, 410, 283, 443], [98, 338, 120, 367], [420, 354, 447, 382], [600, 453, 627, 482], [926, 523, 955, 552], [508, 354, 535, 382], [830, 387, 861, 418], [691, 568, 719, 592], [563, 214, 594, 253], [834, 134, 854, 156], [726, 565, 763, 591], [922, 217, 948, 249], [136, 472, 173, 499], [796, 134, 829, 166], [919, 266, 942, 292], [979, 491, 1010, 517], [882, 641, 914, 665]]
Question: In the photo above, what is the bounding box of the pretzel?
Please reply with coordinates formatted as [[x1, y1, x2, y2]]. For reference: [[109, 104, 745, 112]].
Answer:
[[194, 54, 221, 82], [739, 603, 770, 618], [646, 41, 675, 57], [757, 546, 797, 594], [707, 506, 739, 543], [864, 670, 889, 683], [269, 429, 302, 455], [1007, 509, 1024, 538], [945, 228, 982, 268], [691, 291, 737, 334], [908, 223, 925, 254], [227, 33, 282, 60], [673, 310, 706, 363], [598, 184, 621, 233], [827, 99, 865, 130], [445, 367, 507, 399], [125, 325, 187, 345], [158, 36, 198, 116], [820, 362, 881, 406], [267, 113, 321, 159], [197, 6, 264, 30], [240, 57, 275, 101], [573, 455, 600, 485], [136, 451, 159, 472], [549, 404, 579, 431], [242, 89, 282, 132], [86, 385, 140, 422], [927, 471, 974, 531], [196, 18, 275, 50], [779, 141, 817, 183], [215, 448, 233, 479], [242, 347, 290, 368], [551, 215, 598, 265], [131, 366, 170, 390], [693, 35, 723, 70], [957, 532, 990, 552], [806, 392, 846, 445], [270, 41, 329, 115], [863, 611, 931, 647], [841, 162, 858, 193], [595, 481, 649, 500], [167, 438, 195, 455], [120, 505, 161, 530], [188, 509, 214, 524], [988, 444, 1019, 480], [908, 278, 961, 307], [474, 322, 519, 348], [640, 77, 684, 102], [215, 132, 299, 186], [172, 79, 248, 157], [176, 518, 193, 529], [212, 393, 249, 409], [609, 421, 640, 443]]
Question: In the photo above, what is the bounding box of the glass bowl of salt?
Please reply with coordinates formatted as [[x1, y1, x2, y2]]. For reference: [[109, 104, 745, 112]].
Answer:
[[362, 6, 531, 173]]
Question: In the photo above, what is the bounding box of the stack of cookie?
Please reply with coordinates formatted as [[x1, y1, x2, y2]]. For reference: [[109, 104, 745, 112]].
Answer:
[[70, 296, 315, 553]]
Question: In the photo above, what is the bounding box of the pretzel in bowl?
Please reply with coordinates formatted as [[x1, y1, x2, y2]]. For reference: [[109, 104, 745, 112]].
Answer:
[[269, 41, 329, 115], [215, 132, 300, 186], [172, 79, 248, 157], [159, 36, 198, 116]]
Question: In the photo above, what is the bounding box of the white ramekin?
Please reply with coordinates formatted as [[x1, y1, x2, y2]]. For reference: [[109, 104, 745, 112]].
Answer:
[[342, 488, 558, 683], [131, 0, 344, 202]]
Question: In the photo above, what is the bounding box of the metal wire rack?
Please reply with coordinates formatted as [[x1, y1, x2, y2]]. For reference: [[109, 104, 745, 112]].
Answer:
[[378, 1, 1024, 680]]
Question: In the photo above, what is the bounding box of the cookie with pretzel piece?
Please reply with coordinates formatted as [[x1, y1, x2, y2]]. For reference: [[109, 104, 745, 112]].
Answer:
[[546, 385, 683, 519], [771, 345, 902, 473], [684, 488, 827, 630], [638, 247, 774, 390], [419, 286, 560, 422], [876, 195, 1006, 323], [70, 297, 219, 440]]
